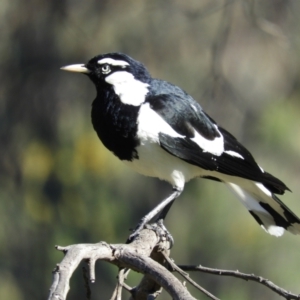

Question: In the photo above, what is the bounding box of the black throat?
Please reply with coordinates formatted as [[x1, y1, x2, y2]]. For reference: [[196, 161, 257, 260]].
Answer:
[[91, 87, 140, 161]]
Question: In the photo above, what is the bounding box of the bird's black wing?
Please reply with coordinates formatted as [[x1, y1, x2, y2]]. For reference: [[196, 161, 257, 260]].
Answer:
[[146, 93, 288, 195], [147, 93, 220, 140]]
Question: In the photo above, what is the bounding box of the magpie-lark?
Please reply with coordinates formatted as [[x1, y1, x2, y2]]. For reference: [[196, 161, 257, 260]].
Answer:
[[62, 52, 300, 241]]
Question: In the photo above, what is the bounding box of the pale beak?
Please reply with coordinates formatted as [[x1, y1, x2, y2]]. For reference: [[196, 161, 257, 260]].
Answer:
[[60, 64, 90, 74]]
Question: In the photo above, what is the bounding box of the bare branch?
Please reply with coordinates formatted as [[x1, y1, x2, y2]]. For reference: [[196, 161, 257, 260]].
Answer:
[[110, 268, 131, 300], [162, 252, 220, 300], [48, 227, 300, 300], [47, 229, 199, 300], [116, 247, 197, 300], [179, 265, 300, 300]]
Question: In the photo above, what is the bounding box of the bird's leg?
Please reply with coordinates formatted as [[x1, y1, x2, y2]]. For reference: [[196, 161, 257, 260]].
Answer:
[[155, 197, 176, 221], [151, 199, 177, 247], [127, 187, 182, 245]]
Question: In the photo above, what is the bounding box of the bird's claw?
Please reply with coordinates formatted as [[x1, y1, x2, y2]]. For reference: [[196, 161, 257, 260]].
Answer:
[[126, 220, 174, 249], [126, 223, 144, 244], [146, 220, 174, 249]]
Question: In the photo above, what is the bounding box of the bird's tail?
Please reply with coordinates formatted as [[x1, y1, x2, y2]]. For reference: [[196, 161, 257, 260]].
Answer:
[[226, 181, 300, 236]]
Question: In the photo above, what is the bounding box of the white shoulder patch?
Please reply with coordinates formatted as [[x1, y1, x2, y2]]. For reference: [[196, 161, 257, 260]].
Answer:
[[105, 71, 149, 106], [137, 103, 183, 143], [98, 58, 129, 67], [191, 125, 224, 156]]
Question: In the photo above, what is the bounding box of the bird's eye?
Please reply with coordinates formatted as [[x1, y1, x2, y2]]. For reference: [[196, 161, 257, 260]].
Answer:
[[101, 64, 111, 74]]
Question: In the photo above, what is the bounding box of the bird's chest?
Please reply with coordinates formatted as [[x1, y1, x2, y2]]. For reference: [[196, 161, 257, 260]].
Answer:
[[91, 95, 140, 161]]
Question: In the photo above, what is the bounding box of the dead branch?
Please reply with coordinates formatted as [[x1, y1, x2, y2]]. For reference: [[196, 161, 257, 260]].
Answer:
[[48, 226, 300, 300], [162, 253, 219, 300], [179, 265, 300, 300], [47, 228, 200, 300]]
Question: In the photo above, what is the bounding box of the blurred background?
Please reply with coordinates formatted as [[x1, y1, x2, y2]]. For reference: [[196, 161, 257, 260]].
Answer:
[[1, 0, 300, 299]]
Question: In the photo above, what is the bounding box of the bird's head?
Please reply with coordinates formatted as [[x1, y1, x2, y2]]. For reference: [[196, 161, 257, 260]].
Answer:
[[61, 52, 151, 88]]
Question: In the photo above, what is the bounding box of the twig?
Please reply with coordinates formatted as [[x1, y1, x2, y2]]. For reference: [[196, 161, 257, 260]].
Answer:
[[179, 265, 300, 300], [110, 268, 131, 300], [162, 252, 220, 300], [120, 268, 132, 291]]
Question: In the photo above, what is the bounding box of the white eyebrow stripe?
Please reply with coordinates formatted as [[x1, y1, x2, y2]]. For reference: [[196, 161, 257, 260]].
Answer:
[[97, 58, 129, 67]]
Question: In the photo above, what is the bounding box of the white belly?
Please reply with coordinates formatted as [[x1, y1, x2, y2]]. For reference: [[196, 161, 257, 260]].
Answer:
[[123, 141, 205, 189]]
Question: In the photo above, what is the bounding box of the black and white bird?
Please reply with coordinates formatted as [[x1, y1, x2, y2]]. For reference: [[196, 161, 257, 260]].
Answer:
[[61, 52, 300, 240]]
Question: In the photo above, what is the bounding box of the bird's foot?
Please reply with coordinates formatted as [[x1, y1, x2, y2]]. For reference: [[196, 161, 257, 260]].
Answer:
[[126, 219, 174, 249], [126, 219, 145, 244], [146, 220, 174, 249]]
